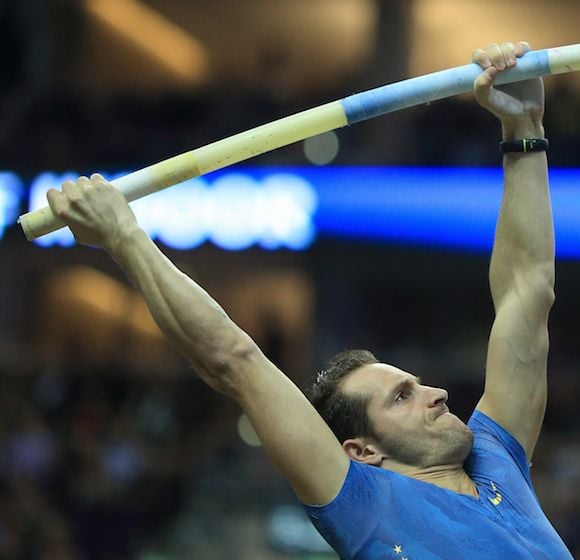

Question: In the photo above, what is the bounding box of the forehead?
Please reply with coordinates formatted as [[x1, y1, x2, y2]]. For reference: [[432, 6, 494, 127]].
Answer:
[[341, 363, 417, 396]]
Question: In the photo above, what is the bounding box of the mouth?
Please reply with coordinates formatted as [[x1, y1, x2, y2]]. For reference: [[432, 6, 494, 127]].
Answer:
[[434, 405, 450, 420]]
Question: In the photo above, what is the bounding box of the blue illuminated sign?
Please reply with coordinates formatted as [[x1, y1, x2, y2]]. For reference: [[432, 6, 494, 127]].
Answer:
[[28, 171, 317, 250], [0, 172, 24, 239], [0, 166, 579, 256]]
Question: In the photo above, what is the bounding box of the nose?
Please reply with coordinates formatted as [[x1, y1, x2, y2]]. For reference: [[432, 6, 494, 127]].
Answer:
[[427, 387, 448, 408]]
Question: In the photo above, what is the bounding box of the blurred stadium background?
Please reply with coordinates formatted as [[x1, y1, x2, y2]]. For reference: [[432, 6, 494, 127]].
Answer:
[[0, 0, 579, 558]]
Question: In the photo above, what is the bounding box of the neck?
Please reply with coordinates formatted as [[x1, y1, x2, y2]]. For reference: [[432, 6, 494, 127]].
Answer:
[[381, 460, 479, 497]]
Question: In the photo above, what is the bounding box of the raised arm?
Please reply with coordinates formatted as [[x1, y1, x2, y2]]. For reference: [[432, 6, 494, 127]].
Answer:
[[47, 176, 349, 505], [473, 42, 554, 459]]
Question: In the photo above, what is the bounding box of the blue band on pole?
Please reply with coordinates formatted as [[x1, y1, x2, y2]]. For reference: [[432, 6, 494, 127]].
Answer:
[[341, 49, 550, 125]]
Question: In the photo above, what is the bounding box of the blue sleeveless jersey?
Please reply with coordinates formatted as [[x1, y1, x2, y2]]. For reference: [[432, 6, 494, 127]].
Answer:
[[304, 411, 572, 559]]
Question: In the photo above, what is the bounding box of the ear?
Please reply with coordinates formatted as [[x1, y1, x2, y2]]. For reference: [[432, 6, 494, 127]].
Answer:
[[342, 437, 385, 466]]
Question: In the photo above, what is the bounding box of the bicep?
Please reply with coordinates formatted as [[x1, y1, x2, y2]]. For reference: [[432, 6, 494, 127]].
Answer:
[[477, 287, 551, 459], [225, 341, 350, 505]]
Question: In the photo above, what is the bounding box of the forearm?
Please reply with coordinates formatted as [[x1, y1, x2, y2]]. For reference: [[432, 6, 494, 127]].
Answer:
[[109, 226, 251, 392], [490, 118, 555, 307]]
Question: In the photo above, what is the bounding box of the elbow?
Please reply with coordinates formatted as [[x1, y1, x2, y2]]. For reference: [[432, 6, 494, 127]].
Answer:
[[544, 284, 556, 312], [204, 331, 261, 398], [521, 264, 555, 318], [492, 261, 555, 315], [534, 262, 556, 312]]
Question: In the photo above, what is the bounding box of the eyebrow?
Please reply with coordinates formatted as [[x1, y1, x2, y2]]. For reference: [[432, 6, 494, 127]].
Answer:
[[385, 375, 422, 405]]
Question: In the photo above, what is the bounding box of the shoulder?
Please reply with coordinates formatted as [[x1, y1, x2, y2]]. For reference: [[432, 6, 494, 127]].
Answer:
[[305, 460, 395, 511], [303, 461, 408, 559], [466, 410, 532, 486]]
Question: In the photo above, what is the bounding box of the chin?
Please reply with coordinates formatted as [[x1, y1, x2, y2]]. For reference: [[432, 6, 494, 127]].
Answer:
[[443, 412, 470, 431], [456, 427, 475, 461], [442, 420, 474, 463]]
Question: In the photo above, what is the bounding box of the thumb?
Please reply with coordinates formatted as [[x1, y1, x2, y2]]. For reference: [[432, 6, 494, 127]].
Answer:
[[46, 188, 66, 218], [474, 66, 498, 109]]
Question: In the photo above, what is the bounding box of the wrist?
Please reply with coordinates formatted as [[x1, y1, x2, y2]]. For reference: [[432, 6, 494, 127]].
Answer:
[[501, 116, 545, 141], [105, 222, 144, 258]]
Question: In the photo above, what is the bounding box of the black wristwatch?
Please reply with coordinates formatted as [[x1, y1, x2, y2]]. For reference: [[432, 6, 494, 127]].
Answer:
[[500, 138, 549, 154]]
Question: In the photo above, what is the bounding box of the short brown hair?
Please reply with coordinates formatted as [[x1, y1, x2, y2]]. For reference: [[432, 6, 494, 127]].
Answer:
[[305, 349, 379, 443]]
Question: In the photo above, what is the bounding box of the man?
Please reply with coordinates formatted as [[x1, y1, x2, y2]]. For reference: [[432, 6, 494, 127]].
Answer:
[[46, 41, 572, 558]]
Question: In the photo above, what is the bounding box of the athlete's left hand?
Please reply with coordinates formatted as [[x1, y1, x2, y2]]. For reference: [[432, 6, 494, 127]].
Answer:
[[473, 41, 544, 134]]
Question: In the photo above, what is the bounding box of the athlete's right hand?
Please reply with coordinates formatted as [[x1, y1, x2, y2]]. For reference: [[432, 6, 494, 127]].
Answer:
[[47, 174, 140, 253]]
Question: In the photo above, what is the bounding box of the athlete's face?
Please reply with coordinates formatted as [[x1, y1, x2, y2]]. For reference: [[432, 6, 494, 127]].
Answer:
[[341, 363, 474, 468]]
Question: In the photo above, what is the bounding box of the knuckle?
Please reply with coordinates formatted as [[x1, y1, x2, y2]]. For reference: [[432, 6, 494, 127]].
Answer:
[[55, 207, 69, 219]]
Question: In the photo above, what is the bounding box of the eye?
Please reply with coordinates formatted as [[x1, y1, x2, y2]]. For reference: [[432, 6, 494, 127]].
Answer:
[[395, 391, 408, 403]]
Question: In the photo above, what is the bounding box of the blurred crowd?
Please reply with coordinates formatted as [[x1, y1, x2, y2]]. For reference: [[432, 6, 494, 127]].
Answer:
[[0, 366, 277, 560]]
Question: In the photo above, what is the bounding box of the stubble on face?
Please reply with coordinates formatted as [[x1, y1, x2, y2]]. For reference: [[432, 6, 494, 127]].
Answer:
[[376, 407, 474, 469]]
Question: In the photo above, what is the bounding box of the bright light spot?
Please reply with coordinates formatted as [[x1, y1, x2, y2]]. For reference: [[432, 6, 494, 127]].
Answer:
[[267, 505, 333, 552], [260, 174, 317, 249], [133, 179, 211, 250], [237, 414, 261, 447], [0, 172, 23, 240], [303, 131, 340, 165], [209, 174, 262, 250]]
